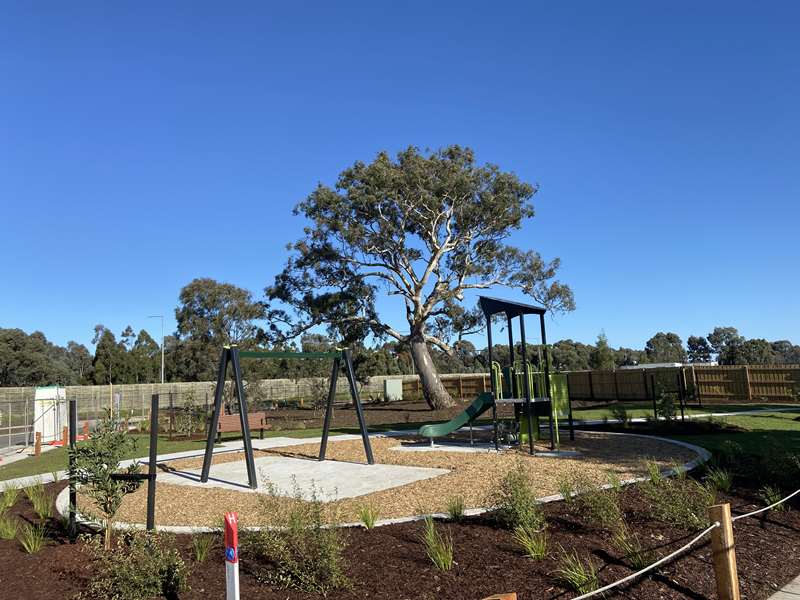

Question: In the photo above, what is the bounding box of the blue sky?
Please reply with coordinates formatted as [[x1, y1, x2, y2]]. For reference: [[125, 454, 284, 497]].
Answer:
[[1, 2, 798, 351]]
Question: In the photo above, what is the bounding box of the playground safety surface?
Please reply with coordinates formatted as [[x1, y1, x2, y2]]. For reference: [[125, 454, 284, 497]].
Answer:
[[107, 430, 697, 527]]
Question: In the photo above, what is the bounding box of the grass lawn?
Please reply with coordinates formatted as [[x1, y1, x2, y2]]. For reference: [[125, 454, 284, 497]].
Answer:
[[571, 401, 797, 422]]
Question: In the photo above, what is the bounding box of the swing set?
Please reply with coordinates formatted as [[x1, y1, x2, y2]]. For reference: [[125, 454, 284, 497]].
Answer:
[[200, 346, 374, 490]]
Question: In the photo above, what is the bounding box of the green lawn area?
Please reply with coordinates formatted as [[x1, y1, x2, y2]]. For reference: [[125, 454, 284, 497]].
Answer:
[[571, 402, 798, 422], [665, 409, 800, 457]]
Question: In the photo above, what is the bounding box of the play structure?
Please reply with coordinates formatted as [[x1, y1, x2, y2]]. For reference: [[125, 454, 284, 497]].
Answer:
[[419, 296, 574, 453], [200, 346, 374, 489]]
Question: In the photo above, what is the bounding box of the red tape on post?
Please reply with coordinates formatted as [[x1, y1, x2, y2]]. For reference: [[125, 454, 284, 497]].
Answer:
[[224, 512, 238, 564]]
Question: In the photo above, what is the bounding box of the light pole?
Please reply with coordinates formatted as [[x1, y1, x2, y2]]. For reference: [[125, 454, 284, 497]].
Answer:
[[147, 315, 165, 384]]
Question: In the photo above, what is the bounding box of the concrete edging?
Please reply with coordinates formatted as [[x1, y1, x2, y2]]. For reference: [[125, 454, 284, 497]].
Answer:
[[55, 429, 712, 534]]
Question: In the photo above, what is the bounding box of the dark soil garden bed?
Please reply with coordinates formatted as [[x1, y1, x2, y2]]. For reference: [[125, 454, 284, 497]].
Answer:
[[1, 480, 799, 599]]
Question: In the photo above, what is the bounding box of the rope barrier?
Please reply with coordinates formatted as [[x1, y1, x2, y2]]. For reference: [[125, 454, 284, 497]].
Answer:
[[570, 523, 720, 600], [568, 484, 800, 599], [731, 487, 800, 521]]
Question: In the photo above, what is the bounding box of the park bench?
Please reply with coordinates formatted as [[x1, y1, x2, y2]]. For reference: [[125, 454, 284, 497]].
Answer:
[[215, 412, 271, 442]]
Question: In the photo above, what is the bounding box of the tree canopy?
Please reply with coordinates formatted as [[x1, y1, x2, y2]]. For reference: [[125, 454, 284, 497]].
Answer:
[[266, 146, 574, 407]]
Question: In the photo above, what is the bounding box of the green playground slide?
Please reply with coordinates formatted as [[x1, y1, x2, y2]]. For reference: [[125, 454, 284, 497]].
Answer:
[[418, 392, 495, 439]]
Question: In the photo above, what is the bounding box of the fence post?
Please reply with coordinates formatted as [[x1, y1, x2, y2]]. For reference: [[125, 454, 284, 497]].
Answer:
[[743, 366, 752, 402], [708, 503, 740, 600], [613, 370, 620, 402], [588, 371, 595, 400]]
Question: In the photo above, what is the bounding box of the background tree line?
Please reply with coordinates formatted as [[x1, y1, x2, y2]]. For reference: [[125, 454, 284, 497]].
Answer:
[[2, 277, 798, 388]]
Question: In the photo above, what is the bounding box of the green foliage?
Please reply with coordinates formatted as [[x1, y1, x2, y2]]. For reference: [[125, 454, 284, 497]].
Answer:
[[0, 483, 20, 513], [645, 460, 664, 485], [25, 480, 54, 520], [656, 392, 678, 422], [571, 475, 624, 529], [609, 403, 629, 426], [18, 522, 46, 553], [445, 495, 465, 522], [0, 514, 18, 539], [556, 548, 599, 594], [357, 503, 380, 529], [490, 461, 545, 531], [641, 476, 715, 529], [78, 530, 190, 600], [556, 474, 574, 503], [704, 467, 733, 493], [265, 145, 574, 407], [249, 483, 349, 595], [69, 413, 141, 549], [421, 516, 454, 571], [645, 332, 687, 363], [757, 485, 787, 513], [612, 525, 654, 570], [513, 524, 547, 559], [589, 332, 615, 370], [191, 534, 215, 562]]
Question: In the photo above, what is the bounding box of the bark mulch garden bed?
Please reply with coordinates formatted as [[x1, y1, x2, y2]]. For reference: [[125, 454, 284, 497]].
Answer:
[[2, 479, 799, 599]]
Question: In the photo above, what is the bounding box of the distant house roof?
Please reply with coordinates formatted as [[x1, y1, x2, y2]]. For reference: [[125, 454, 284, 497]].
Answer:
[[478, 296, 547, 319]]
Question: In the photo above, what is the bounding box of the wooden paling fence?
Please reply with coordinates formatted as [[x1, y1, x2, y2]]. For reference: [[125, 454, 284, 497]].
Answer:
[[402, 365, 800, 404]]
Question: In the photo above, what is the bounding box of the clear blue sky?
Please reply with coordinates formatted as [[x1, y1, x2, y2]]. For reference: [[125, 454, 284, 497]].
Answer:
[[1, 2, 798, 351]]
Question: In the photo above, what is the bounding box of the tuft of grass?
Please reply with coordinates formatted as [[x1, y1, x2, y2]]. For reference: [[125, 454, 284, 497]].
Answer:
[[421, 516, 454, 571], [513, 524, 547, 560], [0, 515, 18, 539], [445, 495, 465, 522], [641, 476, 715, 529], [607, 471, 623, 494], [572, 475, 624, 529], [191, 534, 214, 562], [24, 479, 54, 520], [610, 403, 629, 426], [612, 525, 655, 570], [556, 548, 599, 594], [556, 474, 574, 503], [757, 485, 787, 513], [644, 460, 663, 485], [704, 467, 733, 493], [18, 522, 46, 554], [357, 503, 380, 529], [0, 484, 20, 513]]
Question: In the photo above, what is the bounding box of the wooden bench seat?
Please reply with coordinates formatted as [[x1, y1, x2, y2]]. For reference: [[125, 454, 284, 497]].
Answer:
[[215, 412, 271, 442]]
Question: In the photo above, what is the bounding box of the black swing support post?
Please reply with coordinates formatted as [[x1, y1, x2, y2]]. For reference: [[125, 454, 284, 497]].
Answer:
[[201, 347, 231, 485], [519, 315, 535, 455], [539, 313, 556, 451]]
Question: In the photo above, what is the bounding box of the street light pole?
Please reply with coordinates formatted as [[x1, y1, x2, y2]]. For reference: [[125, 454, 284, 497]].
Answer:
[[147, 315, 165, 384]]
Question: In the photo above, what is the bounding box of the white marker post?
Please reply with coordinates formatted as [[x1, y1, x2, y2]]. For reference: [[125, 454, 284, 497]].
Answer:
[[224, 512, 240, 600]]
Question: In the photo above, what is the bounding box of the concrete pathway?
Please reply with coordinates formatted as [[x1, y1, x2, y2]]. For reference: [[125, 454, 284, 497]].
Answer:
[[771, 575, 800, 599]]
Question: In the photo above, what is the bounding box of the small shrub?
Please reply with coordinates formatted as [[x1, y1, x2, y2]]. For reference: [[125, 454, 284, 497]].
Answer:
[[0, 515, 18, 539], [612, 525, 654, 570], [610, 403, 629, 426], [656, 392, 677, 422], [715, 440, 744, 469], [445, 495, 465, 522], [18, 522, 46, 554], [607, 471, 623, 494], [641, 477, 715, 529], [490, 461, 545, 530], [757, 485, 787, 513], [556, 548, 599, 594], [249, 483, 349, 595], [0, 484, 20, 513], [704, 467, 733, 493], [513, 524, 547, 559], [357, 503, 380, 529], [192, 534, 214, 562], [572, 475, 623, 529], [78, 530, 190, 600], [421, 516, 454, 571]]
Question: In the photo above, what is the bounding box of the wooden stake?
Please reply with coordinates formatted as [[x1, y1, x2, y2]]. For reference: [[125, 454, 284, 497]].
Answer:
[[34, 432, 41, 457], [708, 503, 740, 600], [481, 594, 517, 600], [62, 425, 68, 447], [82, 421, 89, 435]]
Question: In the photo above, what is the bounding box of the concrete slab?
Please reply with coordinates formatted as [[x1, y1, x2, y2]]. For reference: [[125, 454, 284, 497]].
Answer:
[[158, 455, 449, 501], [770, 575, 800, 598]]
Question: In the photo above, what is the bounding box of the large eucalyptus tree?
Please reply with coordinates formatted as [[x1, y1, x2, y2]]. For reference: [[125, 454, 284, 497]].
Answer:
[[267, 146, 574, 408]]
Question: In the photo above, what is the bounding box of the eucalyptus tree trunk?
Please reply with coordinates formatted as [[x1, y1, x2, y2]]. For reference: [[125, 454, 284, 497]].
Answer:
[[409, 330, 455, 409]]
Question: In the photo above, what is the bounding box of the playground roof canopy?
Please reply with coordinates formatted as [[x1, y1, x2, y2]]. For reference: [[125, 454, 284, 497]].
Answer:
[[478, 295, 547, 319]]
